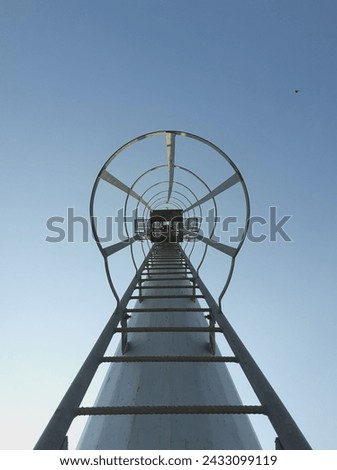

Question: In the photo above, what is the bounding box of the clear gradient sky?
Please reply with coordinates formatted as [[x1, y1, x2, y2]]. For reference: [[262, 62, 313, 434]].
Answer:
[[1, 0, 337, 450]]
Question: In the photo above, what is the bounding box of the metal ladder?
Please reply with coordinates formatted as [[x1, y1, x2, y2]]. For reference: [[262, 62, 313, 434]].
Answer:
[[34, 242, 311, 450], [79, 243, 262, 420]]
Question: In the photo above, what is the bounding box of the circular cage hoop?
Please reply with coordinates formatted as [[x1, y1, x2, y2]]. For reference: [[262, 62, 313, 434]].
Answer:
[[89, 130, 251, 305]]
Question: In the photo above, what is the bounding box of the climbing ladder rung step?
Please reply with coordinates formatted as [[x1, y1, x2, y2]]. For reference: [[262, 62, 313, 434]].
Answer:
[[148, 261, 185, 263], [147, 266, 186, 269], [148, 261, 186, 264], [146, 266, 187, 270], [135, 285, 199, 290], [150, 261, 182, 264], [115, 327, 221, 332], [76, 405, 266, 416], [125, 307, 210, 312], [146, 269, 190, 272], [150, 252, 184, 260], [140, 277, 194, 281], [101, 355, 239, 363], [130, 295, 204, 299], [148, 260, 185, 263], [150, 260, 182, 262]]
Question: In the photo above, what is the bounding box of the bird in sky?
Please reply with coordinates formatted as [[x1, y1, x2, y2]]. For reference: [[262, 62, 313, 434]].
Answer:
[[295, 89, 300, 93]]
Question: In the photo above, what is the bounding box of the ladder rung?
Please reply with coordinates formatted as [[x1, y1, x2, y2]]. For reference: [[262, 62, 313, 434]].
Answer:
[[150, 260, 182, 263], [135, 285, 198, 290], [115, 327, 221, 332], [101, 355, 239, 363], [149, 260, 185, 262], [147, 266, 186, 269], [148, 261, 185, 263], [125, 307, 210, 312], [77, 405, 266, 416], [147, 260, 186, 266], [140, 277, 194, 281], [130, 295, 204, 299], [153, 258, 182, 261], [146, 268, 189, 272]]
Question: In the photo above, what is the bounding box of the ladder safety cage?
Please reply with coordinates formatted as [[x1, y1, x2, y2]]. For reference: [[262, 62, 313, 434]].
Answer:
[[34, 130, 311, 451]]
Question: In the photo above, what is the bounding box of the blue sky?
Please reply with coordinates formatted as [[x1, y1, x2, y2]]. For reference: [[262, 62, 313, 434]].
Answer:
[[1, 0, 337, 450]]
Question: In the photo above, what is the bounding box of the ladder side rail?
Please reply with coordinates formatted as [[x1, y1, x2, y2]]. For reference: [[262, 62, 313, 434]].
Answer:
[[179, 245, 311, 450], [34, 246, 155, 450]]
